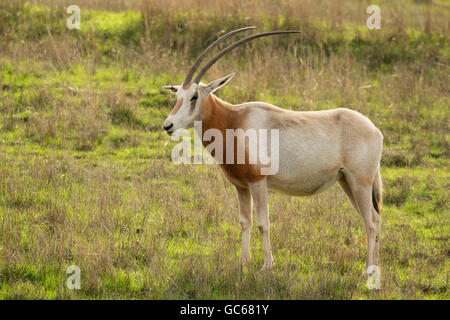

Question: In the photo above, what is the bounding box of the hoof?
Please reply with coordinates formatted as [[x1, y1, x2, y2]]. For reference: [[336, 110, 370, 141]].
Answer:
[[260, 260, 275, 271], [364, 265, 381, 290], [240, 255, 250, 267]]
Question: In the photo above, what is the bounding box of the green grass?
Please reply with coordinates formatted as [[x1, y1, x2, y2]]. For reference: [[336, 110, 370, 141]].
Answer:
[[0, 1, 448, 299]]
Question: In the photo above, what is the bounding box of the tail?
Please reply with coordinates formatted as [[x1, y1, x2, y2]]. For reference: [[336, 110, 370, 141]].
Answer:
[[362, 165, 382, 245], [372, 165, 382, 216]]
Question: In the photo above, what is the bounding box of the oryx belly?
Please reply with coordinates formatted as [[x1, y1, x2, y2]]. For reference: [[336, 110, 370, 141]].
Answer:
[[266, 126, 343, 196]]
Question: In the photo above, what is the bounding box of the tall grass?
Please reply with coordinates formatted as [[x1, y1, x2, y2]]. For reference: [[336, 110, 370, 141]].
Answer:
[[0, 1, 448, 299]]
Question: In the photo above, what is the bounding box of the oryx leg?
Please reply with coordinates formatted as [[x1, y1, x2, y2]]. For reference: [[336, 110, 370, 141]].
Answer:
[[235, 186, 252, 266], [248, 178, 274, 271], [346, 174, 382, 270], [338, 176, 359, 213]]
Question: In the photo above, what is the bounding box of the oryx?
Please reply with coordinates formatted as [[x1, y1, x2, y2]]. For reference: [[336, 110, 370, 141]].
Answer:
[[162, 27, 383, 275]]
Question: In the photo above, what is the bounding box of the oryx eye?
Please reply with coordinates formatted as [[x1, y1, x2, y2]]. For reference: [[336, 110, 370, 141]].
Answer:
[[190, 94, 198, 102]]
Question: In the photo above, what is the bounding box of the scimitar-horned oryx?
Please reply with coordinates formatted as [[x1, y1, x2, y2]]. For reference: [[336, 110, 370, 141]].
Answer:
[[162, 27, 383, 275]]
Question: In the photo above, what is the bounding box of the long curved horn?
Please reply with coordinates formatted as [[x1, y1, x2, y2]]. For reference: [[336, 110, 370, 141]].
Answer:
[[194, 30, 300, 84], [183, 26, 256, 85]]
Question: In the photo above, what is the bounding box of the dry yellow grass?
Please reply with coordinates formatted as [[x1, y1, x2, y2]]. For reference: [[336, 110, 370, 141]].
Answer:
[[0, 0, 448, 299]]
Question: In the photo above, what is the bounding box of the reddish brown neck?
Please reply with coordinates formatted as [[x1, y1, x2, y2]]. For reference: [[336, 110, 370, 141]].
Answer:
[[198, 94, 263, 184], [200, 94, 235, 143]]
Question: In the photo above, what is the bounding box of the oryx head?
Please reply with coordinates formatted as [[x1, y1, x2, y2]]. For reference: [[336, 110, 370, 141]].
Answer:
[[162, 27, 299, 135]]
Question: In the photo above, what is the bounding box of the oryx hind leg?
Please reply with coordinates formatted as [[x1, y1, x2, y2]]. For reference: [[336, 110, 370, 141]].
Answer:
[[338, 175, 359, 214], [344, 172, 382, 272]]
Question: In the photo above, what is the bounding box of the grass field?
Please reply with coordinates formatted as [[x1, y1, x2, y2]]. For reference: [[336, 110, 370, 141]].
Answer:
[[0, 0, 448, 299]]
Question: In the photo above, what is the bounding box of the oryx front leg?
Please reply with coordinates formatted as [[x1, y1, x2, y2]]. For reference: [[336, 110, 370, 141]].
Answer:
[[236, 186, 252, 266], [249, 179, 274, 271]]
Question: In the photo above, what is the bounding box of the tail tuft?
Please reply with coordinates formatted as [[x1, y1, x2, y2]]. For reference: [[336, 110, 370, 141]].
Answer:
[[372, 166, 382, 215]]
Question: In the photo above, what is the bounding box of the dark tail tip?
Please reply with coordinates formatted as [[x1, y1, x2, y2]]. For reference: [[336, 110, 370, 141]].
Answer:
[[372, 188, 381, 215]]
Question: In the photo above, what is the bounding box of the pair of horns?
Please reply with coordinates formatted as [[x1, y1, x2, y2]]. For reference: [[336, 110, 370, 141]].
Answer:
[[184, 27, 300, 85]]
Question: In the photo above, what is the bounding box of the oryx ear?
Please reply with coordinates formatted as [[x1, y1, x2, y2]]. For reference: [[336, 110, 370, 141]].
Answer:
[[163, 85, 179, 94], [200, 73, 234, 95]]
